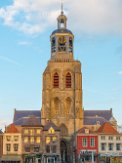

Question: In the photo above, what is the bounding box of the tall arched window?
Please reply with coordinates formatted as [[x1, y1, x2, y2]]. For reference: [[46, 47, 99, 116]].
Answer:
[[66, 72, 71, 88], [53, 72, 59, 88]]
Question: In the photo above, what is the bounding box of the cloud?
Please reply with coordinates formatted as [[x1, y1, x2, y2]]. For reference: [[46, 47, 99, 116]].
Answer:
[[118, 71, 122, 75], [0, 120, 8, 131], [0, 56, 22, 66], [18, 41, 31, 46], [0, 0, 122, 35]]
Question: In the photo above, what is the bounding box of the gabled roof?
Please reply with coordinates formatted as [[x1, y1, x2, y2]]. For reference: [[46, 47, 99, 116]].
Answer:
[[97, 122, 119, 134], [13, 110, 41, 125], [21, 115, 41, 126], [84, 116, 107, 125], [77, 127, 95, 134], [6, 124, 19, 133], [84, 109, 113, 121], [43, 121, 60, 131]]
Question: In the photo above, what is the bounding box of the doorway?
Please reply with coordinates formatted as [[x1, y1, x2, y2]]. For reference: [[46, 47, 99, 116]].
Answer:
[[47, 157, 55, 163]]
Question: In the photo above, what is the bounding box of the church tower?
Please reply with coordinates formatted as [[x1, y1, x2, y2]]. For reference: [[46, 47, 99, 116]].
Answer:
[[41, 8, 83, 136]]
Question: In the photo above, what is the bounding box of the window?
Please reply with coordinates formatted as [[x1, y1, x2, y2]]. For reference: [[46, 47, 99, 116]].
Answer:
[[51, 37, 56, 53], [46, 145, 50, 153], [46, 137, 51, 144], [36, 137, 40, 143], [25, 146, 30, 152], [14, 144, 18, 151], [36, 129, 41, 134], [52, 137, 57, 143], [24, 129, 29, 134], [82, 138, 87, 147], [30, 137, 34, 143], [116, 143, 121, 151], [30, 129, 34, 135], [6, 136, 11, 141], [101, 136, 105, 140], [53, 72, 59, 88], [109, 143, 113, 150], [90, 138, 95, 147], [52, 145, 57, 153], [69, 37, 73, 52], [6, 144, 11, 152], [101, 143, 106, 151], [14, 136, 19, 141], [49, 127, 55, 134], [66, 72, 71, 88], [109, 136, 113, 140], [116, 136, 120, 141], [24, 137, 29, 143], [34, 146, 40, 152]]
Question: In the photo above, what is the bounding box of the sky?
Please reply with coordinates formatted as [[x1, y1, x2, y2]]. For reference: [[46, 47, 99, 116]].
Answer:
[[0, 0, 122, 130]]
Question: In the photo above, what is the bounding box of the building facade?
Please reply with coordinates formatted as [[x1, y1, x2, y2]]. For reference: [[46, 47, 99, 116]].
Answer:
[[76, 128, 98, 163], [2, 124, 22, 163], [97, 122, 122, 163], [1, 7, 121, 163], [0, 130, 3, 161]]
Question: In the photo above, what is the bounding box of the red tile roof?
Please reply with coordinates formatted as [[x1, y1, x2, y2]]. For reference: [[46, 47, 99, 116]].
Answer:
[[97, 122, 118, 134], [6, 124, 19, 133]]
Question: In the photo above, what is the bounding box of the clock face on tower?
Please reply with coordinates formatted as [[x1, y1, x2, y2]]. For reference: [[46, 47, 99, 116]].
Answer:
[[58, 36, 66, 44], [58, 36, 66, 52]]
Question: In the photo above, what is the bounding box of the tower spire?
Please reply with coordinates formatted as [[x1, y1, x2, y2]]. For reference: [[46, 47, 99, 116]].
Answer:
[[61, 0, 64, 14]]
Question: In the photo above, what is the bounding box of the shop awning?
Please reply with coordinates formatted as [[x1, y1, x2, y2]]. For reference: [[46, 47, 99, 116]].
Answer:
[[100, 153, 122, 157], [1, 155, 21, 161]]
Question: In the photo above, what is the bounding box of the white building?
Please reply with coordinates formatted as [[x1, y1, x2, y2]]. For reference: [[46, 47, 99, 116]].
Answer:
[[2, 124, 22, 163], [97, 122, 122, 163]]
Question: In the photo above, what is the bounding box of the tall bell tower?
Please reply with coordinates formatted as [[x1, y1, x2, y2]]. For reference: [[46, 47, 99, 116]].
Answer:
[[41, 8, 83, 136]]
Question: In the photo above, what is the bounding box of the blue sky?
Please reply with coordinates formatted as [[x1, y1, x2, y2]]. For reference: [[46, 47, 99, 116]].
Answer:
[[0, 0, 122, 129]]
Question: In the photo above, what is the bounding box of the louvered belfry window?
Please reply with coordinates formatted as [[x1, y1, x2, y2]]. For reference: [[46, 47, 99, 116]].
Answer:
[[66, 72, 71, 88], [53, 72, 59, 88]]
